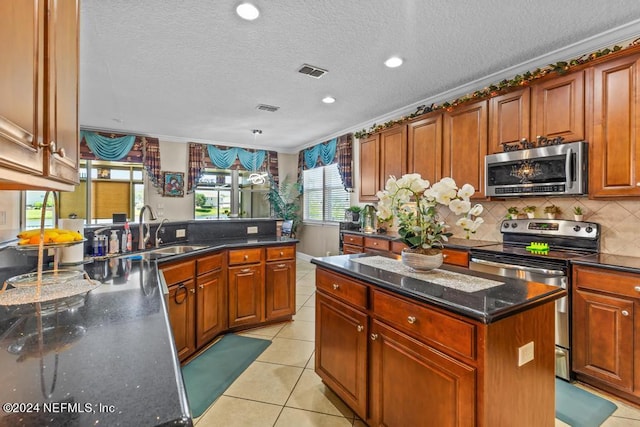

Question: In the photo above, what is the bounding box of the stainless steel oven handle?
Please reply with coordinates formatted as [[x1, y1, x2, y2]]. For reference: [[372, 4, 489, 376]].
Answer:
[[470, 258, 565, 276], [565, 147, 573, 189]]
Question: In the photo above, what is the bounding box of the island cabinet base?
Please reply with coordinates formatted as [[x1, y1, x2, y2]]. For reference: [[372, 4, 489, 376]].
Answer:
[[314, 267, 556, 427]]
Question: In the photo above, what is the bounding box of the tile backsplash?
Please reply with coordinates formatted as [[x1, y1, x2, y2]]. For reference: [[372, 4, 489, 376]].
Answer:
[[441, 197, 640, 256]]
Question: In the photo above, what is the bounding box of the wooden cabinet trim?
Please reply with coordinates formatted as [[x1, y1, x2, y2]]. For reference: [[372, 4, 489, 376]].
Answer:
[[197, 252, 224, 275], [161, 260, 196, 286]]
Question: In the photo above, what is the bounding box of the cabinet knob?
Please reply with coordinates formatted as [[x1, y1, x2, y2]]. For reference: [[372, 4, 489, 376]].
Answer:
[[190, 288, 196, 294], [370, 333, 379, 341], [199, 284, 204, 289], [634, 286, 640, 293], [357, 325, 364, 332], [280, 251, 284, 256], [332, 283, 340, 290], [244, 255, 249, 260], [407, 316, 416, 324], [622, 310, 630, 316], [442, 254, 448, 259]]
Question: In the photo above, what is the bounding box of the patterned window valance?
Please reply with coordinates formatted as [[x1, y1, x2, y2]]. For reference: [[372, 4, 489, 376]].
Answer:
[[298, 133, 353, 191], [206, 145, 266, 171]]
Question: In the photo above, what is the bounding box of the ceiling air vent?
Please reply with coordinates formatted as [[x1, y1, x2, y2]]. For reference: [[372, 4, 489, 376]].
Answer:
[[298, 64, 328, 79], [256, 104, 280, 112]]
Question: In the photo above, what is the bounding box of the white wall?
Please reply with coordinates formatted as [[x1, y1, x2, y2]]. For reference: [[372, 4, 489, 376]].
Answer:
[[0, 191, 21, 241]]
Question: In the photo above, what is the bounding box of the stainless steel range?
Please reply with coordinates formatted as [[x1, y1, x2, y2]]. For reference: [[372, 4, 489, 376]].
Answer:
[[469, 218, 600, 381]]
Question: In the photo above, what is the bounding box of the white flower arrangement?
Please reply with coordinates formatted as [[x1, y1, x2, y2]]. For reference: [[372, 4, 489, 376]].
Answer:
[[376, 174, 484, 253]]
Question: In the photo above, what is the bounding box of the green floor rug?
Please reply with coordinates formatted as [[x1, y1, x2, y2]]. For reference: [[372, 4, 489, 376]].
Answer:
[[556, 379, 618, 427], [181, 334, 271, 418]]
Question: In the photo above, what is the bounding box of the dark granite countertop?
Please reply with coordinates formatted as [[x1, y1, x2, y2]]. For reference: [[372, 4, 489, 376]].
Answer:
[[571, 253, 640, 274], [0, 237, 297, 426], [311, 253, 565, 324]]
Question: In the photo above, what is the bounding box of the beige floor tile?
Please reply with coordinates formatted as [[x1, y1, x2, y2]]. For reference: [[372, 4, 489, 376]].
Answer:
[[555, 419, 571, 427], [257, 337, 316, 367], [353, 419, 368, 427], [293, 306, 316, 322], [296, 276, 317, 287], [277, 319, 316, 342], [296, 284, 316, 296], [296, 293, 313, 306], [224, 361, 303, 405], [305, 353, 315, 370], [196, 396, 282, 427], [302, 294, 316, 307], [240, 322, 287, 339], [285, 369, 354, 419], [601, 416, 640, 426], [275, 407, 353, 427]]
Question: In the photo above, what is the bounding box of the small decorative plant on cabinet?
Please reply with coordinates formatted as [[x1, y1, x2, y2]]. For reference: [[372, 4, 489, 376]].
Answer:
[[544, 204, 561, 219], [573, 206, 584, 221], [523, 206, 537, 218], [506, 207, 520, 219]]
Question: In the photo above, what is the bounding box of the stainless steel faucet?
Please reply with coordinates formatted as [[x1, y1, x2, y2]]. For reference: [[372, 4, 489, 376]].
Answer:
[[138, 205, 158, 250], [155, 218, 169, 248]]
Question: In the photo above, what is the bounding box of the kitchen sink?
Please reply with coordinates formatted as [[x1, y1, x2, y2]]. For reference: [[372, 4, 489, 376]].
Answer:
[[149, 245, 207, 256]]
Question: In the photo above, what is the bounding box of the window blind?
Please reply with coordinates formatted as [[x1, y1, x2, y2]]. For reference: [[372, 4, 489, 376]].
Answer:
[[303, 164, 350, 222]]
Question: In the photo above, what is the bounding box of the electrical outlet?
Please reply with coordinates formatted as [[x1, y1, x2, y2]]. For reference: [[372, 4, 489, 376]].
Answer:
[[176, 229, 186, 238], [247, 226, 258, 234], [518, 341, 535, 367]]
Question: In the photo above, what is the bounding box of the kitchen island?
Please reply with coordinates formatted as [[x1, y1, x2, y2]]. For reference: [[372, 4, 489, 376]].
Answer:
[[312, 253, 566, 427], [0, 236, 296, 426]]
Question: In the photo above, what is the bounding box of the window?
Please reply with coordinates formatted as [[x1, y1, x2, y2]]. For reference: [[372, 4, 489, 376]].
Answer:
[[303, 163, 350, 222]]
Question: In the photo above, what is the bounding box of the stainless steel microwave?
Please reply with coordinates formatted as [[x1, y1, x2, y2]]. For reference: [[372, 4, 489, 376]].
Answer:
[[485, 141, 587, 197]]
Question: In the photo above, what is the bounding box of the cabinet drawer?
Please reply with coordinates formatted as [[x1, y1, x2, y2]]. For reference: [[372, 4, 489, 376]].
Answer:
[[343, 244, 364, 254], [197, 252, 224, 275], [573, 265, 640, 298], [266, 245, 295, 261], [443, 248, 469, 267], [316, 269, 368, 310], [228, 248, 263, 265], [161, 260, 195, 286], [372, 289, 476, 360], [343, 234, 364, 246], [391, 240, 408, 255], [364, 236, 390, 252]]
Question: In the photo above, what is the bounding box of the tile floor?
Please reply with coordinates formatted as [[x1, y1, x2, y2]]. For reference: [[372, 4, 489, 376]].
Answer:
[[193, 258, 640, 427]]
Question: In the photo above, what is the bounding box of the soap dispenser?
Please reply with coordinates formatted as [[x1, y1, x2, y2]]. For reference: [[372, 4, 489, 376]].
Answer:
[[109, 230, 119, 254]]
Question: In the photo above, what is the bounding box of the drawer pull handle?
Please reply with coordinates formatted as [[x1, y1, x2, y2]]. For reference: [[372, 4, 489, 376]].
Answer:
[[622, 310, 630, 316], [370, 333, 378, 341], [407, 316, 416, 324], [357, 325, 364, 332], [276, 263, 286, 268], [174, 284, 188, 304], [280, 251, 284, 256], [332, 283, 340, 290], [244, 255, 249, 260], [240, 268, 251, 273], [634, 286, 640, 293]]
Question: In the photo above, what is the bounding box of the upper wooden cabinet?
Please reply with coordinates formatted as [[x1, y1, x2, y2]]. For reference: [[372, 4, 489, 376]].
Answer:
[[531, 71, 585, 142], [0, 0, 79, 191], [443, 100, 488, 199], [589, 53, 640, 197], [379, 125, 407, 189], [488, 88, 530, 154], [408, 114, 442, 183], [359, 133, 380, 201]]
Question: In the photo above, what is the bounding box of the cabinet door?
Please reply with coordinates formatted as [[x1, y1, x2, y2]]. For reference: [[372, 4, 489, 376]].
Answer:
[[44, 0, 79, 185], [488, 88, 530, 154], [315, 292, 368, 419], [573, 288, 634, 391], [196, 269, 227, 348], [443, 100, 488, 199], [531, 71, 584, 142], [379, 125, 407, 190], [228, 264, 264, 328], [0, 0, 44, 176], [265, 260, 295, 320], [590, 54, 640, 197], [359, 133, 380, 201], [408, 114, 442, 184], [369, 320, 476, 427], [168, 281, 196, 361]]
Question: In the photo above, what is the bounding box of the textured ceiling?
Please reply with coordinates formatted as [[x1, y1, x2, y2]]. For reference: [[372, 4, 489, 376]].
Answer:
[[80, 1, 640, 153]]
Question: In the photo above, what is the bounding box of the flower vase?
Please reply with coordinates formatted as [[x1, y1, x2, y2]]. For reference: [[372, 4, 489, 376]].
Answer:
[[401, 249, 443, 272]]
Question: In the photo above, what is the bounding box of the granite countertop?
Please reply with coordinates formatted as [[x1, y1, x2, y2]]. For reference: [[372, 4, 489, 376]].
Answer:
[[0, 237, 296, 426], [571, 252, 640, 274], [311, 253, 566, 324]]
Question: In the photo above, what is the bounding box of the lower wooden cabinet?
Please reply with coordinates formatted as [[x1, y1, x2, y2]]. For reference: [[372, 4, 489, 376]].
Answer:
[[369, 320, 476, 427], [265, 259, 295, 320], [572, 265, 639, 401], [228, 264, 264, 328], [316, 292, 368, 419], [196, 268, 226, 348], [167, 280, 197, 361]]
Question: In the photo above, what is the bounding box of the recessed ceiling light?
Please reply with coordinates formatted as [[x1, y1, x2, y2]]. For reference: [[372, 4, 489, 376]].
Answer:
[[384, 56, 403, 68], [236, 3, 259, 21], [322, 96, 336, 104]]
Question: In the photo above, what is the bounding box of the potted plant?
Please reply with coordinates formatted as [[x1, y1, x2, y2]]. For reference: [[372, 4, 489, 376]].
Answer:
[[573, 206, 584, 221], [346, 206, 362, 223], [544, 204, 561, 219], [506, 207, 519, 219], [376, 174, 484, 271], [265, 175, 302, 237], [523, 206, 537, 219]]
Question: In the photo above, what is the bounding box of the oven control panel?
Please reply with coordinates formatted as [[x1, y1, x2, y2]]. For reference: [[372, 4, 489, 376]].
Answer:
[[501, 219, 599, 239]]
